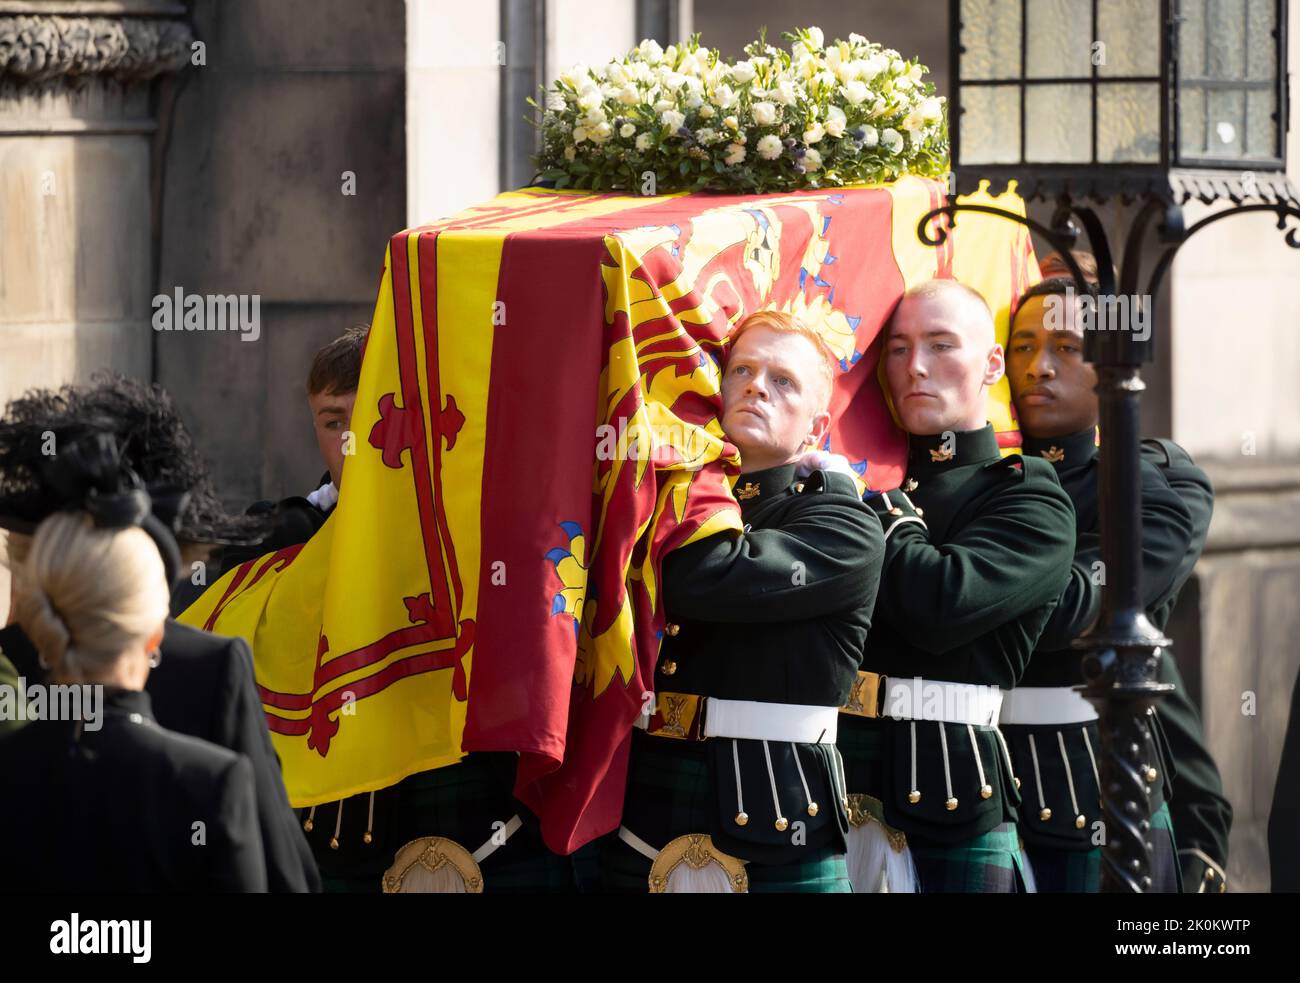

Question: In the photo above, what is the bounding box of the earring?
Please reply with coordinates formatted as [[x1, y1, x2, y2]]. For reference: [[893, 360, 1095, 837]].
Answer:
[[148, 650, 161, 669]]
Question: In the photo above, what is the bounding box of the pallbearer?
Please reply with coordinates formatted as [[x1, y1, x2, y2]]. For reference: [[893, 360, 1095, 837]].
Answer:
[[839, 280, 1076, 892], [1003, 259, 1229, 892], [603, 310, 884, 892]]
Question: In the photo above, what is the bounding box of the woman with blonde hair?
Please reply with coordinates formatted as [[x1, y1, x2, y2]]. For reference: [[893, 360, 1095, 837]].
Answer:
[[0, 435, 266, 891]]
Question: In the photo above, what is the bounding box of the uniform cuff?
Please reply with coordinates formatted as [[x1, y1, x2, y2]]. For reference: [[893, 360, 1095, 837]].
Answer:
[[865, 488, 927, 542]]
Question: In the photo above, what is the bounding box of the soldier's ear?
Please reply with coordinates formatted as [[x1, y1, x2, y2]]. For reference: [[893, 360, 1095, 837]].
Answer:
[[983, 344, 1006, 386]]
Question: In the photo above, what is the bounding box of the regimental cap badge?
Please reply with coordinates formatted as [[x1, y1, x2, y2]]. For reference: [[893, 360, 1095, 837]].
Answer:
[[1041, 446, 1065, 463], [929, 445, 955, 463], [736, 482, 760, 501]]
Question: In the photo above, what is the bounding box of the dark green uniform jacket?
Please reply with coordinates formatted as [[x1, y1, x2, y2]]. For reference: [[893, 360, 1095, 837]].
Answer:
[[843, 425, 1077, 845], [622, 463, 884, 865], [1009, 430, 1231, 888], [1142, 438, 1233, 890]]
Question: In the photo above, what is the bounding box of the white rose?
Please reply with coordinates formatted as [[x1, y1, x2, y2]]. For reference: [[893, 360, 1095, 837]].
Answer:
[[618, 84, 640, 105], [619, 122, 636, 138], [731, 60, 756, 84], [636, 132, 654, 152], [841, 80, 869, 105], [589, 121, 613, 143], [860, 124, 879, 148], [724, 142, 747, 165], [545, 91, 566, 112], [881, 127, 904, 153], [803, 123, 825, 144], [753, 101, 778, 125], [723, 114, 739, 130], [699, 105, 716, 119], [559, 64, 589, 90], [564, 145, 576, 161], [803, 148, 823, 171], [757, 134, 784, 159], [661, 109, 685, 130], [639, 39, 663, 65], [572, 125, 589, 144], [825, 106, 847, 137]]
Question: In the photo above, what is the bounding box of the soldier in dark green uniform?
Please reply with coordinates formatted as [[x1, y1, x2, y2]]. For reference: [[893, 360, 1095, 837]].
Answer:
[[839, 279, 1077, 893], [602, 309, 884, 892], [1003, 265, 1230, 892]]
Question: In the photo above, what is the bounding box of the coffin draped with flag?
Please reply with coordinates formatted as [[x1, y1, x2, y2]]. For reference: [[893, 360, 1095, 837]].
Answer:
[[180, 179, 1038, 854]]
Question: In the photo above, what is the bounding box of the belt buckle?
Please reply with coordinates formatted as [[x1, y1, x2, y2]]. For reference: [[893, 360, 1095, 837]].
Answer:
[[692, 695, 709, 741]]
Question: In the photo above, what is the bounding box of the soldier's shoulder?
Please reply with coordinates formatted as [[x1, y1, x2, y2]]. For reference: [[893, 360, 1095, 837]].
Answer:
[[981, 452, 1062, 485]]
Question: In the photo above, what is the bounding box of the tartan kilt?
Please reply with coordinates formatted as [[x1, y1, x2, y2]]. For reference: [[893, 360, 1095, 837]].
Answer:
[[309, 753, 575, 893], [599, 830, 851, 893], [1150, 801, 1182, 893], [910, 822, 1027, 893], [605, 730, 851, 893], [1025, 802, 1180, 893], [1024, 842, 1101, 893]]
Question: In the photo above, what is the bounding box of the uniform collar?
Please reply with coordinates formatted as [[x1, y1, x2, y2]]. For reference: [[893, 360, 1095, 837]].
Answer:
[[733, 462, 799, 516], [906, 424, 1000, 475], [1020, 427, 1099, 469], [102, 686, 155, 721]]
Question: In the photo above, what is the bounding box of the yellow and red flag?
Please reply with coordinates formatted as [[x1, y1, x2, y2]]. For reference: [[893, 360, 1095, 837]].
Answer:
[[181, 178, 1036, 853]]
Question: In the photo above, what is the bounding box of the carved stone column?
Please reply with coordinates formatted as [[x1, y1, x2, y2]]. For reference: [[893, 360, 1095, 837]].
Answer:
[[0, 1, 193, 403]]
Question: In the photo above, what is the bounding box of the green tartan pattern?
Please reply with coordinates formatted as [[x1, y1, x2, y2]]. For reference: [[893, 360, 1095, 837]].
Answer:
[[1023, 802, 1180, 893], [1150, 801, 1181, 893], [607, 731, 850, 892], [1024, 843, 1101, 893], [311, 754, 575, 893], [599, 833, 851, 893], [910, 822, 1026, 892]]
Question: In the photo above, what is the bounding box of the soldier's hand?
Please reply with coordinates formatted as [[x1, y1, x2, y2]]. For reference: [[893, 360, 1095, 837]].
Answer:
[[794, 449, 856, 480]]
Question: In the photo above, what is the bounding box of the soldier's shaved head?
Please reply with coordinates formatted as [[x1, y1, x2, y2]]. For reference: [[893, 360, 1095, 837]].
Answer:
[[882, 279, 1005, 436], [890, 279, 996, 348]]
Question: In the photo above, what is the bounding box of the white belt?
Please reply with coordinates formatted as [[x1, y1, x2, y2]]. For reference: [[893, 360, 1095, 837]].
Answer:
[[882, 676, 1003, 726], [635, 696, 839, 744], [998, 686, 1098, 726]]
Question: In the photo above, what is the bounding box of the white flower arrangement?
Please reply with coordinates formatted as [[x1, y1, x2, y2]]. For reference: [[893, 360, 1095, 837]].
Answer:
[[529, 28, 949, 193]]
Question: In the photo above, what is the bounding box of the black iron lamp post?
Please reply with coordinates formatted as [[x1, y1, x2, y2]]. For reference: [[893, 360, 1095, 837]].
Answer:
[[921, 0, 1298, 892]]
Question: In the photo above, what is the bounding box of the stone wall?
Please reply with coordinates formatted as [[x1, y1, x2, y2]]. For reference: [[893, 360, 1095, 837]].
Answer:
[[154, 0, 406, 506]]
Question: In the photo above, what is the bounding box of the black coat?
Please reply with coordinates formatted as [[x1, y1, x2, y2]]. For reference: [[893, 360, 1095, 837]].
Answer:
[[0, 687, 266, 891], [0, 621, 320, 893]]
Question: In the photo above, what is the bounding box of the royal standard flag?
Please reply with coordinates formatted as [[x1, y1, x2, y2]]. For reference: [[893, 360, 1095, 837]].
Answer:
[[181, 178, 1037, 853]]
